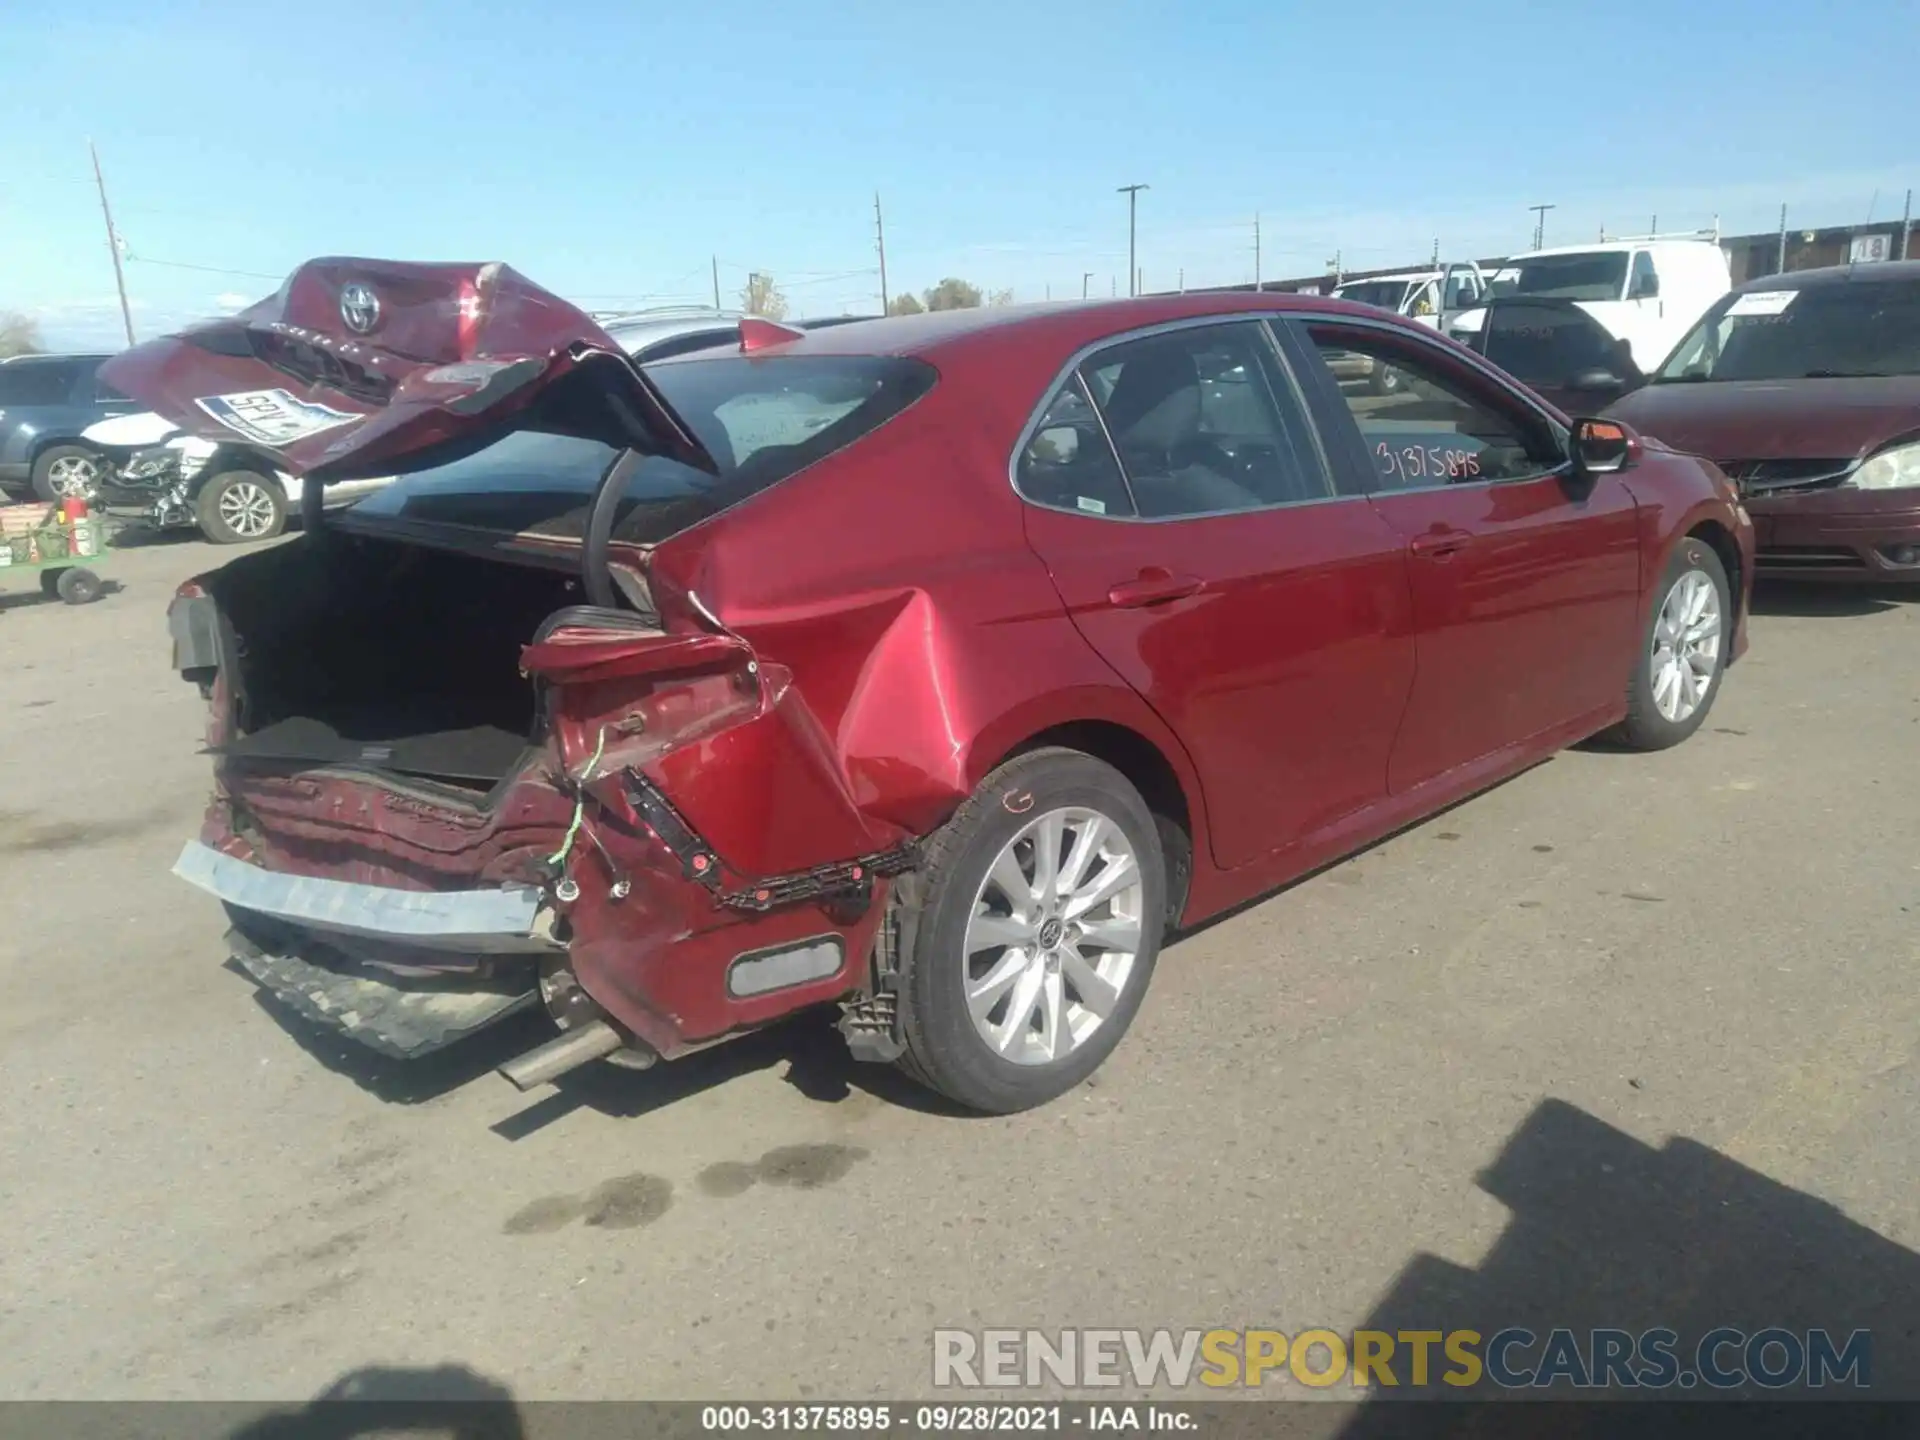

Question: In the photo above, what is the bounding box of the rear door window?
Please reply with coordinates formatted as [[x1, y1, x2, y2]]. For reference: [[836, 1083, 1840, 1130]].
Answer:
[[0, 361, 82, 406], [1075, 322, 1331, 517]]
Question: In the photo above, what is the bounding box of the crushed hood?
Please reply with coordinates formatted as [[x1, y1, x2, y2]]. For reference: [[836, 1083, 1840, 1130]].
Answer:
[[98, 258, 720, 486]]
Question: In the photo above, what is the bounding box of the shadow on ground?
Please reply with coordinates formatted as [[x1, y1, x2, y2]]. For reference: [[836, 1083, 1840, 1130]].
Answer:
[[0, 575, 125, 611], [222, 1366, 526, 1440], [1750, 580, 1915, 619], [1330, 1098, 1920, 1437], [243, 980, 971, 1134]]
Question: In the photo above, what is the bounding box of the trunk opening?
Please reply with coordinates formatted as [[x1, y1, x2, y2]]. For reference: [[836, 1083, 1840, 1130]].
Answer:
[[205, 531, 594, 790]]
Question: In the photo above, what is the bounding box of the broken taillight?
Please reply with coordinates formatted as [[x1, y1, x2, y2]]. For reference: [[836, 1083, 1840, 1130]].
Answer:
[[522, 628, 763, 775]]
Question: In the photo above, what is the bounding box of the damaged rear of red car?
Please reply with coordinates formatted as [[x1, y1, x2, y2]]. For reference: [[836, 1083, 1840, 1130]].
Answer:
[[112, 257, 1752, 1117], [112, 259, 962, 1093]]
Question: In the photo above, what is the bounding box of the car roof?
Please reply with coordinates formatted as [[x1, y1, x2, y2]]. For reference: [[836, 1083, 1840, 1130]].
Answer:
[[1507, 240, 1719, 260], [645, 291, 1427, 367], [0, 352, 109, 366], [1731, 259, 1920, 294], [1336, 271, 1435, 285]]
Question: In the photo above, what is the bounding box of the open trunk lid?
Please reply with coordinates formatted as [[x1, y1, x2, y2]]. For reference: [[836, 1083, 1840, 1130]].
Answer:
[[98, 257, 720, 489]]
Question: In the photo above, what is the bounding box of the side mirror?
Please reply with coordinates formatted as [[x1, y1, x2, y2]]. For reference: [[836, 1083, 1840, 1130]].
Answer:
[[1568, 368, 1626, 392], [1571, 418, 1638, 475], [1629, 274, 1660, 300]]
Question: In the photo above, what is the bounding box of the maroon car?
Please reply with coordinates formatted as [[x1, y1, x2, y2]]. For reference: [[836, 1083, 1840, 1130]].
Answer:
[[1608, 261, 1920, 583], [104, 259, 1753, 1115]]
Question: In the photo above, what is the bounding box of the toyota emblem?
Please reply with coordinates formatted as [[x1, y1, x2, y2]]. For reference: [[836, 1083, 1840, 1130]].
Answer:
[[339, 283, 382, 335]]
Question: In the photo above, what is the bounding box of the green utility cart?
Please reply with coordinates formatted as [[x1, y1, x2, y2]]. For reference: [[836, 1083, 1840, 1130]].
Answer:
[[0, 503, 112, 605]]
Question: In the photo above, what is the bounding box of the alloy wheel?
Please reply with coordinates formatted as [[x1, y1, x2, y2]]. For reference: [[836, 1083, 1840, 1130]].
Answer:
[[1650, 569, 1722, 723], [962, 806, 1145, 1066], [218, 480, 279, 539], [46, 454, 98, 498]]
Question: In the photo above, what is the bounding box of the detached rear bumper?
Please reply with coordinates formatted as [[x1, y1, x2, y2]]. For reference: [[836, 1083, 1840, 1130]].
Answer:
[[174, 841, 549, 954], [1748, 491, 1920, 583]]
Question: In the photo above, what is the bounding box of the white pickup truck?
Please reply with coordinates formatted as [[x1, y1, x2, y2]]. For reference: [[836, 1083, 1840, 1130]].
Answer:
[[1447, 238, 1732, 372], [1328, 263, 1489, 392]]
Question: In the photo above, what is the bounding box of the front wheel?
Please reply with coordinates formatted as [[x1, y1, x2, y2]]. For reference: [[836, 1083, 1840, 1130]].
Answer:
[[1614, 536, 1731, 750], [32, 445, 101, 503], [892, 748, 1166, 1114], [195, 470, 287, 544]]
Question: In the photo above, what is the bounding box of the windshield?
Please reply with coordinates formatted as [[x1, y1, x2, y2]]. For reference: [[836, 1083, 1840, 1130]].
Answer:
[[1484, 252, 1630, 303], [1332, 280, 1412, 312], [1656, 279, 1920, 382], [346, 354, 936, 543], [1477, 302, 1637, 385]]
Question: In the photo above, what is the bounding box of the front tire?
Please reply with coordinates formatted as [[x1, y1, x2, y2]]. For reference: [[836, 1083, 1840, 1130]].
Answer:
[[892, 748, 1166, 1114], [1615, 536, 1730, 750], [195, 470, 287, 544], [32, 445, 100, 503]]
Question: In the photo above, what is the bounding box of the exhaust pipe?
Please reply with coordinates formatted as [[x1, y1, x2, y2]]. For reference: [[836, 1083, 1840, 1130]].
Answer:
[[499, 1019, 626, 1091]]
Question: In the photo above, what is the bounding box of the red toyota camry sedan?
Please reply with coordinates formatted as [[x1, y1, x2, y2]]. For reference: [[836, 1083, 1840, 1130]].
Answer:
[[105, 260, 1753, 1114]]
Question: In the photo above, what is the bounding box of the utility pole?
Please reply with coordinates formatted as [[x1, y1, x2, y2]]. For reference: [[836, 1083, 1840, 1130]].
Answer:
[[1776, 203, 1788, 274], [1178, 266, 1185, 293], [1253, 213, 1262, 291], [711, 255, 721, 310], [89, 140, 135, 347], [1528, 203, 1555, 250], [1900, 189, 1912, 261], [1117, 183, 1148, 297], [873, 192, 889, 313], [1082, 272, 1092, 300], [1431, 237, 1440, 267], [1650, 214, 1658, 235], [1110, 276, 1117, 298]]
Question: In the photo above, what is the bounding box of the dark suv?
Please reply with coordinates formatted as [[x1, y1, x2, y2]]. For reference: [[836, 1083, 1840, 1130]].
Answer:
[[0, 353, 140, 501]]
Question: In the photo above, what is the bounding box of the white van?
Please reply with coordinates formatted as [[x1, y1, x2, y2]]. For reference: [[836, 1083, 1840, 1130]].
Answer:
[[1447, 238, 1731, 370]]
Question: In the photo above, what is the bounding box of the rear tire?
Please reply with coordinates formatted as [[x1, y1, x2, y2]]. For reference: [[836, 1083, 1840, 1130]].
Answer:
[[195, 470, 287, 544], [1615, 536, 1730, 750], [31, 445, 100, 503], [892, 748, 1166, 1114]]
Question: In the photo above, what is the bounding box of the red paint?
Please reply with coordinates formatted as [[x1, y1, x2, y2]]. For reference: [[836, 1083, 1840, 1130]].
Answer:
[[125, 262, 1752, 1062]]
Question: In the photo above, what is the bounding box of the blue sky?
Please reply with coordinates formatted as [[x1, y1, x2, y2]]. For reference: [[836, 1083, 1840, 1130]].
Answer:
[[4, 0, 1916, 349]]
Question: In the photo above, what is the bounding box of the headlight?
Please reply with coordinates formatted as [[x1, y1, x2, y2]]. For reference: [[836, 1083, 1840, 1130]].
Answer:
[[1851, 441, 1920, 490]]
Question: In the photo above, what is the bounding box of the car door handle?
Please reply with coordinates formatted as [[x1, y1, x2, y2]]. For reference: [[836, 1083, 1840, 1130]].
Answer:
[[1108, 569, 1205, 608], [1409, 529, 1472, 561]]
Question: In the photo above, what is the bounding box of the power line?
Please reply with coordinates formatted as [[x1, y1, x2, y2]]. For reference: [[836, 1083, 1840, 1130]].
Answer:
[[124, 255, 284, 281]]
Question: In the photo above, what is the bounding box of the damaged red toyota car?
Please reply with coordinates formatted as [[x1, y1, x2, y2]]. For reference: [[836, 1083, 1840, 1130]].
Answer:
[[103, 259, 1753, 1114]]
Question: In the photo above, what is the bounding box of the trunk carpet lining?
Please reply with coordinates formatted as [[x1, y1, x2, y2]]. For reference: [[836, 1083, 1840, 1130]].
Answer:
[[215, 715, 532, 783]]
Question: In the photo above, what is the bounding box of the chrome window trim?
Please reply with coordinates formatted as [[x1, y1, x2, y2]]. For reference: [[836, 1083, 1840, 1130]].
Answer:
[[1006, 311, 1352, 525]]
